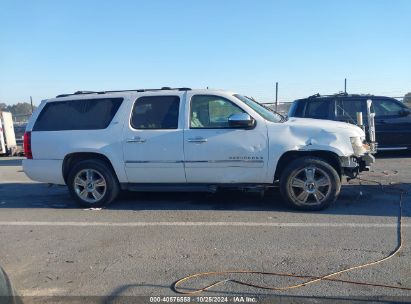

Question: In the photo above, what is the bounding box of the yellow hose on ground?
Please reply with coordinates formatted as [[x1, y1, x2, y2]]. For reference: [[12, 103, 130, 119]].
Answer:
[[173, 176, 410, 294]]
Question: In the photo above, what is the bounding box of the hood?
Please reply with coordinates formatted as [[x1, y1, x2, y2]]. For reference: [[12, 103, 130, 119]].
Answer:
[[284, 117, 365, 137]]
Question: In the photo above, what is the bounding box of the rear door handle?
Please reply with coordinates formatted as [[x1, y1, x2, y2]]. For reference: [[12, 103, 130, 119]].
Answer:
[[187, 137, 208, 143], [126, 136, 146, 143]]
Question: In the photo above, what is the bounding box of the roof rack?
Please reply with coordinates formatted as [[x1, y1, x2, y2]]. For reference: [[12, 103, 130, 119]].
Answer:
[[56, 87, 192, 98], [307, 92, 375, 99]]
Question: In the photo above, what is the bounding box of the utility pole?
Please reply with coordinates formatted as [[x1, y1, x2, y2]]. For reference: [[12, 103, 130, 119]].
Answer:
[[275, 82, 278, 112], [344, 78, 347, 94], [30, 96, 34, 114]]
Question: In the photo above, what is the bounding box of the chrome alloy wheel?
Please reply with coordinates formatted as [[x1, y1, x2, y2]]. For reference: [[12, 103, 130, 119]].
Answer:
[[73, 169, 107, 204], [287, 166, 332, 206]]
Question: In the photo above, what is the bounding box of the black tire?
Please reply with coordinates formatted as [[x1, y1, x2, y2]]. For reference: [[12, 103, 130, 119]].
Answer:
[[67, 159, 120, 208], [279, 157, 341, 211], [0, 266, 22, 303]]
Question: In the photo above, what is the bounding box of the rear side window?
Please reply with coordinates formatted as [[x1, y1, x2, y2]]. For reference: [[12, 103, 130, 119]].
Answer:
[[304, 100, 330, 119], [33, 98, 123, 131], [335, 99, 363, 123], [131, 96, 180, 129]]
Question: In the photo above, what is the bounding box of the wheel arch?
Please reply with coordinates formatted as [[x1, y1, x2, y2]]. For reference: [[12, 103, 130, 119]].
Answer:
[[274, 150, 342, 181], [62, 152, 118, 184]]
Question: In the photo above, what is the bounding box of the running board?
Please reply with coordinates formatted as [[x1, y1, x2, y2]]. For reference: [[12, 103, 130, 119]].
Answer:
[[122, 183, 274, 193], [125, 184, 218, 193]]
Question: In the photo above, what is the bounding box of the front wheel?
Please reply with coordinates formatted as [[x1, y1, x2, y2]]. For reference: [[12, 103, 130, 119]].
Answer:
[[67, 159, 120, 208], [279, 157, 341, 210]]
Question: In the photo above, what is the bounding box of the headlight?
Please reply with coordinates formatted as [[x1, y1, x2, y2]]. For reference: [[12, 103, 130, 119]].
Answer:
[[350, 136, 368, 155]]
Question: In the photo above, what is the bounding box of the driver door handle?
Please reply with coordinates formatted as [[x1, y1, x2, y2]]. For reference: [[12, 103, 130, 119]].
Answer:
[[187, 137, 208, 143], [126, 136, 146, 143]]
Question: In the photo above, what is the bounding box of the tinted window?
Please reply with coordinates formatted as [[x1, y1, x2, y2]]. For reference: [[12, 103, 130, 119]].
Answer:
[[190, 95, 244, 128], [335, 99, 363, 123], [33, 98, 123, 131], [289, 100, 305, 117], [305, 100, 330, 119], [131, 96, 180, 129], [371, 99, 404, 117]]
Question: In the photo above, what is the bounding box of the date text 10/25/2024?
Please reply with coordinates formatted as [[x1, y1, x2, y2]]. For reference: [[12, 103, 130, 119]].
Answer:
[[149, 296, 258, 303]]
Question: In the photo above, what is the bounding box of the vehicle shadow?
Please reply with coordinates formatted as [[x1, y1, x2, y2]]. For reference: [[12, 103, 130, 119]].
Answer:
[[0, 182, 409, 217]]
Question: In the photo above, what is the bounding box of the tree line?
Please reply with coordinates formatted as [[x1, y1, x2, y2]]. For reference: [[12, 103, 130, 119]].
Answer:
[[0, 102, 37, 122]]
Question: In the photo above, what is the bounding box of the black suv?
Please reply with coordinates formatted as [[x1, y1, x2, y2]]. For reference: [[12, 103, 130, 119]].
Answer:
[[288, 93, 411, 151]]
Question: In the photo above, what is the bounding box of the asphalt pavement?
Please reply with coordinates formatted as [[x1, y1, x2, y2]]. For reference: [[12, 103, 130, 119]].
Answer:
[[0, 154, 410, 302]]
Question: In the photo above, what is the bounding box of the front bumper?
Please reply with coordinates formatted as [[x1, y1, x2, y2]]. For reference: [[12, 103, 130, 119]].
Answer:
[[340, 153, 375, 179], [359, 153, 375, 168]]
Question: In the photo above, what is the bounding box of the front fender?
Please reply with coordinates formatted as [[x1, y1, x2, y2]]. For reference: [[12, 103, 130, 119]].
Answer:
[[265, 124, 355, 183]]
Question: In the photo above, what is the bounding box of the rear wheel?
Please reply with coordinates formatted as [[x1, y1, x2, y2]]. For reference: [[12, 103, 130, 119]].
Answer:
[[67, 159, 119, 208], [279, 157, 341, 210]]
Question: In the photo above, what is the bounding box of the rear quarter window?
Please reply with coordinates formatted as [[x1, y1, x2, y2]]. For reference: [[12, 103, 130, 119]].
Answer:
[[33, 98, 123, 131], [288, 100, 305, 117], [304, 100, 331, 119]]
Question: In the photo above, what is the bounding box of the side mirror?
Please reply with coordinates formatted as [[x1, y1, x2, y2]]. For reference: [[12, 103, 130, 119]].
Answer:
[[228, 113, 255, 128], [399, 109, 411, 117]]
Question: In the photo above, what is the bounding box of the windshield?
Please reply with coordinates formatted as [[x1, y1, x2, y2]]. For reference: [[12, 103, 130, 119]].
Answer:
[[234, 94, 285, 123]]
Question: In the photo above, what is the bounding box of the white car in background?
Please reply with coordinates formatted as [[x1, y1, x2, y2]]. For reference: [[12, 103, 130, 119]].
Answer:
[[0, 111, 17, 156], [23, 88, 375, 210]]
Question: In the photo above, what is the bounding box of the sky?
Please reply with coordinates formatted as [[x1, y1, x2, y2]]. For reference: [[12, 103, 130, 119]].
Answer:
[[0, 0, 410, 105]]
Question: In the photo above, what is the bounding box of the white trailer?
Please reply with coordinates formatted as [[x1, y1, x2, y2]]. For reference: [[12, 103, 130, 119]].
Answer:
[[0, 111, 17, 155], [0, 118, 5, 154]]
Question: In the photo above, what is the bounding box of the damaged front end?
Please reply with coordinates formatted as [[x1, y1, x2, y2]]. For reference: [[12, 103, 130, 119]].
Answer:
[[341, 153, 375, 180], [341, 99, 377, 180]]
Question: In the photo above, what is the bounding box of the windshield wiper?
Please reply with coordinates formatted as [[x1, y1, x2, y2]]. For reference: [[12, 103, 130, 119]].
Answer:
[[245, 96, 287, 122]]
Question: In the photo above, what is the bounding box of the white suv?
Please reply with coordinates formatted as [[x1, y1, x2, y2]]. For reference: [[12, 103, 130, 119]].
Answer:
[[23, 88, 375, 210]]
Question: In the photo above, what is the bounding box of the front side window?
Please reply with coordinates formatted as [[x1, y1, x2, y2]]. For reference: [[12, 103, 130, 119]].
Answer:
[[190, 95, 245, 128], [305, 100, 330, 119], [33, 98, 123, 131], [131, 96, 180, 129], [371, 99, 404, 117]]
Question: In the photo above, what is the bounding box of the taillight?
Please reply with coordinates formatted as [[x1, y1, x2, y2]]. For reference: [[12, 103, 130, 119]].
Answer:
[[24, 132, 33, 159]]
